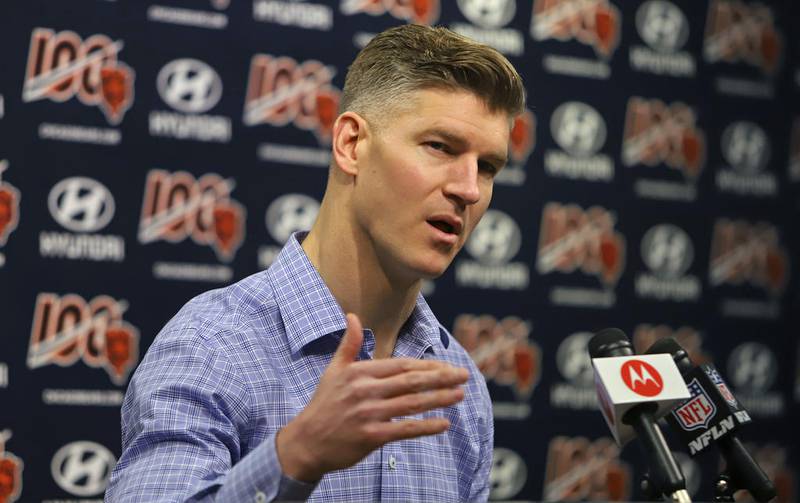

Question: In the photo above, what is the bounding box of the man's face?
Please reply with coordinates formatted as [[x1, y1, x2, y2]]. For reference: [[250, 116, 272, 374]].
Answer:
[[351, 88, 511, 282]]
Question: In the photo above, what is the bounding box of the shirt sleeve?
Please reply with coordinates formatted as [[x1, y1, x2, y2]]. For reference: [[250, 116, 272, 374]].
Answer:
[[105, 328, 317, 502], [469, 373, 494, 502]]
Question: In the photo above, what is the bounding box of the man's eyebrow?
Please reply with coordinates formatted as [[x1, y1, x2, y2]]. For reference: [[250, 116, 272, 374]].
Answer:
[[424, 128, 508, 166], [424, 128, 467, 148]]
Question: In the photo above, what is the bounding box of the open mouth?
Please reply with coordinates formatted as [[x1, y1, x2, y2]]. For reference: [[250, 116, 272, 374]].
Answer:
[[428, 219, 456, 235]]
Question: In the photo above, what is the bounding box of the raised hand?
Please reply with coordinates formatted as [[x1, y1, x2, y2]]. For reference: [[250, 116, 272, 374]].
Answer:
[[275, 313, 469, 482]]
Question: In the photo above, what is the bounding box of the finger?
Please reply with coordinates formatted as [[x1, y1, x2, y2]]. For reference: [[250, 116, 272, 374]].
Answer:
[[370, 387, 465, 420], [365, 417, 451, 445], [331, 313, 364, 367], [368, 367, 468, 398], [351, 358, 461, 378]]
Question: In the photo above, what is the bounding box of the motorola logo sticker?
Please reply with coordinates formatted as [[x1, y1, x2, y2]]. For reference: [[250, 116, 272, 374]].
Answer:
[[556, 332, 595, 386], [51, 441, 116, 496], [641, 224, 693, 279], [727, 342, 777, 393], [636, 0, 689, 53], [157, 58, 223, 114], [457, 0, 516, 29], [721, 121, 770, 174], [489, 447, 527, 500], [550, 102, 607, 157], [48, 177, 115, 233], [265, 193, 320, 244], [621, 359, 664, 397], [464, 209, 521, 265]]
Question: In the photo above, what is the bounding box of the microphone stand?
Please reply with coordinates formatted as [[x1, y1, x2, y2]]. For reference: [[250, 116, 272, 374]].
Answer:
[[712, 437, 776, 502], [712, 473, 736, 502], [624, 406, 692, 503], [640, 474, 693, 503]]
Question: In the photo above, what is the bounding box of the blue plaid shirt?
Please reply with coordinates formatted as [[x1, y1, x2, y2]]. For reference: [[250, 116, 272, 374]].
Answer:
[[106, 232, 493, 502]]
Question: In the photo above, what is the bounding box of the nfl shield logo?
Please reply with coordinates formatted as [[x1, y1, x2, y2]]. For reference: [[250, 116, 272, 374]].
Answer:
[[672, 379, 717, 431], [716, 382, 738, 407], [705, 366, 739, 406]]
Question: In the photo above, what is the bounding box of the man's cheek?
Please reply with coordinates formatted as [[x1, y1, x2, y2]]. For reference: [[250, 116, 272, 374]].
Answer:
[[462, 219, 481, 244], [473, 202, 491, 228]]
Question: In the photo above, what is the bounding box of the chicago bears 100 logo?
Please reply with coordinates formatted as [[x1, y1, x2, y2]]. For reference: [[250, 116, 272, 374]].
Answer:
[[0, 161, 20, 249], [340, 0, 440, 25], [495, 108, 536, 185], [138, 170, 246, 262], [709, 219, 787, 295], [531, 0, 621, 58], [243, 54, 340, 142], [634, 324, 711, 367], [537, 202, 625, 286], [0, 430, 23, 503], [704, 0, 782, 75], [510, 109, 536, 166], [27, 293, 140, 385], [452, 314, 540, 400], [543, 436, 630, 501], [622, 97, 705, 179], [23, 28, 134, 124]]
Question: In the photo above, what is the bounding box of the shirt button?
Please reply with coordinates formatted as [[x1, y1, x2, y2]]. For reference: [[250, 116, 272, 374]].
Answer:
[[254, 491, 267, 503], [388, 455, 397, 470]]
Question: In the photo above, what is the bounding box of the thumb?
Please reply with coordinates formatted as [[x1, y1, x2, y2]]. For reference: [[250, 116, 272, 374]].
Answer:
[[331, 313, 363, 366]]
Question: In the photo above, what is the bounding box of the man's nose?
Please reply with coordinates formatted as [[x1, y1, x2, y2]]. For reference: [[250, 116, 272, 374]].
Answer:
[[443, 158, 481, 207]]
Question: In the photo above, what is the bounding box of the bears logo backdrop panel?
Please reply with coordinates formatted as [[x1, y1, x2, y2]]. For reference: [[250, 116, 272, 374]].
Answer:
[[0, 0, 797, 500]]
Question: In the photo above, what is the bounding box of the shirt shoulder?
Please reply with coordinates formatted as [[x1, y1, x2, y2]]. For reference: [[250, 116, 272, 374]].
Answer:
[[436, 324, 479, 373], [435, 324, 491, 408], [140, 269, 290, 387]]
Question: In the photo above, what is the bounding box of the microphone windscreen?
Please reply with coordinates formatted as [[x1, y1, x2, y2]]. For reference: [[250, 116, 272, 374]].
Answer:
[[645, 337, 683, 356], [588, 328, 631, 358], [645, 337, 692, 375]]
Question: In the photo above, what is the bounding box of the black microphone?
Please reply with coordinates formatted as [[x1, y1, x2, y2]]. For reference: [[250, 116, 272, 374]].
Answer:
[[589, 328, 691, 502], [647, 337, 776, 502]]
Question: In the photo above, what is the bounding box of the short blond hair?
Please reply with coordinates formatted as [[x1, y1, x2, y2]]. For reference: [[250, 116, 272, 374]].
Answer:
[[341, 25, 525, 122]]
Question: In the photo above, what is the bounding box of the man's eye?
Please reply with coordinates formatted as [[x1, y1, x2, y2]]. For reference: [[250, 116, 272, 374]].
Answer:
[[478, 161, 498, 174], [426, 141, 449, 152]]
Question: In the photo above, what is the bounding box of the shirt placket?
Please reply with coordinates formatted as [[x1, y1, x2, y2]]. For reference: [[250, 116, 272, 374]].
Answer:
[[380, 329, 434, 500], [380, 438, 405, 501]]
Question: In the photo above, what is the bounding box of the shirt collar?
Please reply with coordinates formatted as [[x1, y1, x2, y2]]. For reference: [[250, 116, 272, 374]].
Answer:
[[400, 293, 450, 357], [267, 232, 449, 356], [268, 232, 347, 355]]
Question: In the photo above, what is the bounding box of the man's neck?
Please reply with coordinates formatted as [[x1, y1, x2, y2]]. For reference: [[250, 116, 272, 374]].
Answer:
[[301, 209, 421, 359]]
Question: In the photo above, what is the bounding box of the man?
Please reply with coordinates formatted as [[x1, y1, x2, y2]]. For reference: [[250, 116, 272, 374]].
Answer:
[[107, 24, 525, 502]]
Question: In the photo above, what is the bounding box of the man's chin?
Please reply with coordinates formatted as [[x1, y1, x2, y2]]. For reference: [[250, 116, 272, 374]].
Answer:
[[389, 245, 458, 283], [413, 257, 453, 281], [418, 268, 446, 281]]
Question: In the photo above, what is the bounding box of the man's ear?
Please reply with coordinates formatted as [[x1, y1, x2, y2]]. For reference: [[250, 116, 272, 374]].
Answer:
[[332, 111, 367, 177]]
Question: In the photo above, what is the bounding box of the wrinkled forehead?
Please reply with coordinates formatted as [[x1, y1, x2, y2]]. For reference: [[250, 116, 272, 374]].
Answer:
[[365, 86, 515, 132]]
